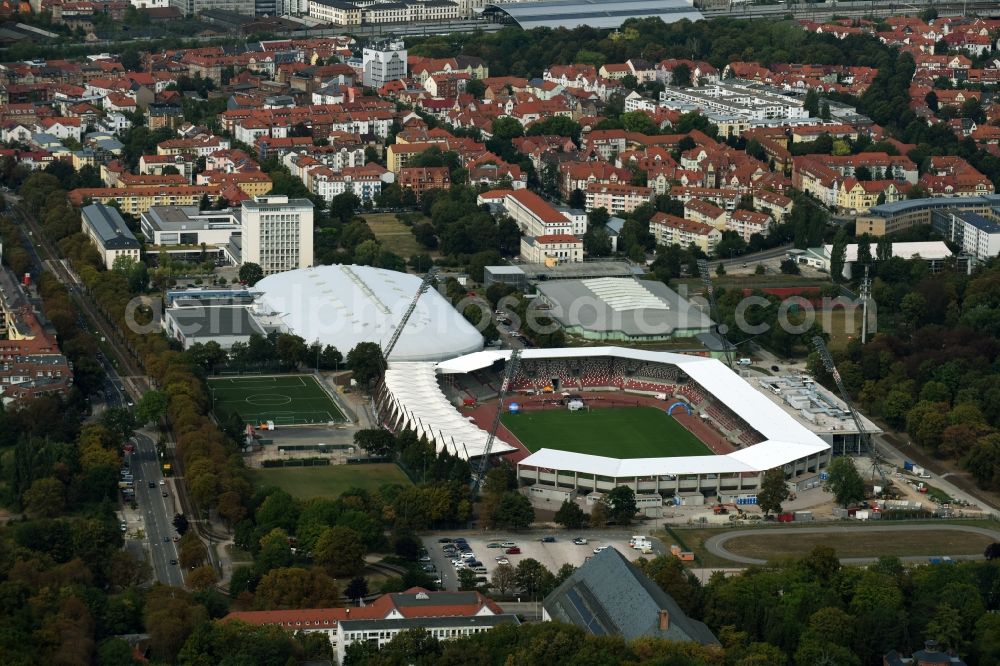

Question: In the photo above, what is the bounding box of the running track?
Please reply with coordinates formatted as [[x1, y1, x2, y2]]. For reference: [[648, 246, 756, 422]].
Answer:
[[704, 523, 1000, 565]]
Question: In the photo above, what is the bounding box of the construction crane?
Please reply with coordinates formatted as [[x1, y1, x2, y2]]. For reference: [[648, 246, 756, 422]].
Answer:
[[380, 267, 438, 365], [471, 348, 522, 494], [697, 259, 735, 370], [812, 335, 887, 483]]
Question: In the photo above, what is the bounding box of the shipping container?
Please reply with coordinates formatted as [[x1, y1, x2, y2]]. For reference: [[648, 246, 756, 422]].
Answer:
[[777, 513, 795, 523], [903, 461, 914, 471]]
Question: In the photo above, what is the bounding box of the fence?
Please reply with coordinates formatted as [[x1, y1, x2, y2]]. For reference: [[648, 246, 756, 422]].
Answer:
[[260, 457, 332, 468]]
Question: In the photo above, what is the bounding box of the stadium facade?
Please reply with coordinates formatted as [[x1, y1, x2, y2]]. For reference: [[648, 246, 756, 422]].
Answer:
[[375, 347, 833, 498]]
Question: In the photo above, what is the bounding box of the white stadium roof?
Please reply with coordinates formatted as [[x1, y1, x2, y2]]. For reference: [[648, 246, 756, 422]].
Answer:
[[253, 265, 483, 362], [382, 362, 516, 459], [436, 347, 830, 474]]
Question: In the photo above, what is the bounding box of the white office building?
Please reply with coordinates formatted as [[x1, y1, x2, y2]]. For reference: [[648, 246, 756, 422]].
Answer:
[[240, 195, 315, 275], [363, 40, 407, 88]]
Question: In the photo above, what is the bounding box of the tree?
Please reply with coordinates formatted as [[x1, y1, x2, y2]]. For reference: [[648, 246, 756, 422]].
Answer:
[[803, 88, 820, 117], [173, 513, 190, 535], [589, 499, 609, 528], [239, 262, 264, 286], [514, 558, 555, 600], [826, 456, 865, 507], [984, 543, 1000, 560], [187, 565, 218, 591], [605, 486, 637, 525], [490, 491, 534, 530], [820, 100, 831, 120], [458, 568, 479, 590], [779, 258, 800, 275], [345, 575, 369, 602], [491, 117, 524, 142], [671, 63, 692, 88], [554, 500, 586, 529], [353, 429, 396, 457], [568, 188, 585, 209], [22, 477, 65, 517], [756, 468, 789, 516], [346, 341, 385, 387], [830, 228, 848, 282], [313, 526, 364, 577], [490, 562, 516, 596]]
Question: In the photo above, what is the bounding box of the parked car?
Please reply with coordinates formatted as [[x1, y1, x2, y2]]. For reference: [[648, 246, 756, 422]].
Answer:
[[487, 542, 502, 548], [541, 536, 556, 543], [500, 541, 516, 548], [593, 546, 610, 554], [505, 547, 521, 555], [438, 537, 453, 543], [495, 557, 510, 565], [418, 555, 432, 562], [572, 537, 588, 545]]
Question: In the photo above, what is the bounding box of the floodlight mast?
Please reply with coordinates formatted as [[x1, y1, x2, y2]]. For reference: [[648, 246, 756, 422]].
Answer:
[[811, 335, 887, 482], [471, 348, 522, 494], [697, 259, 735, 370], [381, 267, 438, 365]]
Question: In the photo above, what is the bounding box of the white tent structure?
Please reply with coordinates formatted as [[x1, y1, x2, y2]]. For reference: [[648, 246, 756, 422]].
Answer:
[[380, 362, 516, 459], [253, 265, 483, 362]]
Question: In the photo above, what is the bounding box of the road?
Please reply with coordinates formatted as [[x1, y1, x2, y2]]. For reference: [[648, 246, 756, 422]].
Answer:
[[6, 199, 195, 586], [704, 523, 1000, 566], [130, 431, 186, 587], [706, 243, 793, 269]]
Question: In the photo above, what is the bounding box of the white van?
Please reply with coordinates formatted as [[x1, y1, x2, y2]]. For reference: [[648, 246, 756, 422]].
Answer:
[[654, 392, 667, 400], [737, 358, 752, 366]]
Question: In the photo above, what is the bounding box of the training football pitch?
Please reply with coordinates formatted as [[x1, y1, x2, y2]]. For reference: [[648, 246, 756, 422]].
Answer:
[[501, 406, 713, 459], [208, 375, 346, 425]]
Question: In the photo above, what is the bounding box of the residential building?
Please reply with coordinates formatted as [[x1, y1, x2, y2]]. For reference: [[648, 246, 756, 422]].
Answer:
[[727, 209, 771, 242], [240, 195, 315, 275], [520, 234, 583, 264], [752, 189, 794, 222], [649, 212, 721, 254], [684, 198, 727, 231], [0, 265, 73, 404], [399, 166, 450, 197], [68, 185, 224, 216], [543, 548, 719, 645], [80, 203, 142, 269], [658, 81, 809, 121], [363, 40, 407, 89], [223, 587, 517, 661], [837, 179, 904, 214], [584, 183, 652, 215]]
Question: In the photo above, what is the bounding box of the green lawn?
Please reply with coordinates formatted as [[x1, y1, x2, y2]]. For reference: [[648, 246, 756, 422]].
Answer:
[[364, 213, 437, 259], [501, 406, 712, 458], [208, 375, 345, 425], [248, 463, 411, 499]]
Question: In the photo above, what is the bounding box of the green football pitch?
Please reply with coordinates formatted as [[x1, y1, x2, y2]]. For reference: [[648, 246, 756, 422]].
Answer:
[[500, 406, 713, 459], [208, 375, 346, 425]]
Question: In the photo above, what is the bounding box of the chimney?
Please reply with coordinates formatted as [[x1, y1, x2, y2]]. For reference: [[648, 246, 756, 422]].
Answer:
[[658, 610, 670, 631]]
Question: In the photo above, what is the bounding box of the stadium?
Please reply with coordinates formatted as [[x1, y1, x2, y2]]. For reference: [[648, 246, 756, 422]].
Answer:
[[375, 347, 832, 501]]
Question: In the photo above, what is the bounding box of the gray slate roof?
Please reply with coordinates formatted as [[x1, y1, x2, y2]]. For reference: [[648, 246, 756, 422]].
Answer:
[[542, 548, 718, 645]]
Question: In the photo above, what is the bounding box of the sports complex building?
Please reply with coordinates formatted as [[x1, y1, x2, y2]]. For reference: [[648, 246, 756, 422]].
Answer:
[[375, 347, 833, 500]]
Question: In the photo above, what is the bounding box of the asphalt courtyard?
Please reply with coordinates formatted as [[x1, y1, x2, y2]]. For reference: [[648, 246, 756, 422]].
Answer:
[[704, 523, 1000, 565]]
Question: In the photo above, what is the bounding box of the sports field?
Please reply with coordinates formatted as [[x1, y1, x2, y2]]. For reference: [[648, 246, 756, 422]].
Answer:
[[249, 463, 410, 499], [501, 406, 713, 458], [208, 375, 345, 425]]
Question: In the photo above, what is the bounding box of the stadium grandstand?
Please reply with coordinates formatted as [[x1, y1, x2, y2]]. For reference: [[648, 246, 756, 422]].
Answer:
[[374, 347, 832, 501], [481, 0, 703, 30], [533, 277, 713, 342]]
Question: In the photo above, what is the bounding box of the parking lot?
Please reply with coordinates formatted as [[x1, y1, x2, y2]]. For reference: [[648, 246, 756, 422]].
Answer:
[[420, 531, 661, 591]]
